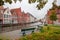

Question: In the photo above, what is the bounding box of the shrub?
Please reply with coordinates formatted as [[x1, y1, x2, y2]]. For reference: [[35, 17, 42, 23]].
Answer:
[[19, 25, 60, 40], [40, 27, 45, 33]]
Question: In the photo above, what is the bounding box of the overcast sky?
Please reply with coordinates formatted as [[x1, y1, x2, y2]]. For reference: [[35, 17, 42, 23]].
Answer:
[[4, 0, 60, 19]]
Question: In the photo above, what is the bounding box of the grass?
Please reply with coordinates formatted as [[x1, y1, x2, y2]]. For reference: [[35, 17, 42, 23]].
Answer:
[[0, 36, 10, 40], [19, 24, 60, 40], [0, 24, 60, 40], [47, 24, 60, 27]]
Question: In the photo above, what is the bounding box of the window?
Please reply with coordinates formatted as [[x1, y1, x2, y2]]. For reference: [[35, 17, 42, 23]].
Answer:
[[0, 20, 3, 24], [4, 14, 7, 18], [4, 19, 12, 24]]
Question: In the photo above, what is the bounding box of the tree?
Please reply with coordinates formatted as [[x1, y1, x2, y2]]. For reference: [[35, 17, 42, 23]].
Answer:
[[50, 3, 58, 10], [49, 11, 57, 24], [28, 0, 48, 9], [0, 0, 22, 6], [0, 0, 57, 10]]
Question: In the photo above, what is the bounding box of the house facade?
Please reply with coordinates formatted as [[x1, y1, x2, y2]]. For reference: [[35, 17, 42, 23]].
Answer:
[[0, 6, 12, 24], [21, 12, 30, 23], [11, 8, 22, 24], [0, 7, 36, 24], [3, 8, 12, 24], [0, 6, 4, 24], [11, 8, 30, 24]]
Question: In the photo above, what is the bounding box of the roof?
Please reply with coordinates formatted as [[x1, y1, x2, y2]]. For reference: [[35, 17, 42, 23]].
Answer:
[[4, 8, 12, 15], [22, 11, 29, 17], [10, 8, 21, 13], [10, 8, 22, 16], [27, 13, 36, 19]]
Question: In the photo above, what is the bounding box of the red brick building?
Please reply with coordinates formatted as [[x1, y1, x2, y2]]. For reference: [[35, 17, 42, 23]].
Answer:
[[11, 8, 30, 23], [47, 7, 60, 24], [11, 8, 22, 23], [22, 12, 30, 23]]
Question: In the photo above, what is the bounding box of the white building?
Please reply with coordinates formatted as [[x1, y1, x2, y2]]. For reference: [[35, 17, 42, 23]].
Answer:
[[0, 6, 12, 24], [3, 8, 12, 24]]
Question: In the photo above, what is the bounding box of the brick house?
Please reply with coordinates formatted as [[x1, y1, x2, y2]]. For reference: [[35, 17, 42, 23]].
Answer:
[[21, 12, 30, 23], [11, 8, 30, 24], [46, 7, 60, 24], [11, 8, 22, 23]]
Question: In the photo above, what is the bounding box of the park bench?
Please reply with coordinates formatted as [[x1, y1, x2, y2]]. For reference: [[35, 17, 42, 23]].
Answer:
[[21, 28, 35, 36]]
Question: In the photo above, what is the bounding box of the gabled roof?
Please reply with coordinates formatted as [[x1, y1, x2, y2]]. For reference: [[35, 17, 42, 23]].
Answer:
[[10, 8, 22, 16], [10, 8, 21, 13], [4, 8, 11, 15], [27, 13, 36, 19]]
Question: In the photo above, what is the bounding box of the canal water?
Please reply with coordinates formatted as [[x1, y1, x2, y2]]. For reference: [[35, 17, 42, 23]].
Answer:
[[0, 22, 43, 40]]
